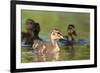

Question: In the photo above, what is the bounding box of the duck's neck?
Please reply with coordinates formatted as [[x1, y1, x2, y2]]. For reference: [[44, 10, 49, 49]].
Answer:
[[50, 38, 59, 50], [68, 34, 73, 41]]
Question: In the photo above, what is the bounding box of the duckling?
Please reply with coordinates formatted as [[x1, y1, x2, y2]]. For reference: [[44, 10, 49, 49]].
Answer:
[[67, 24, 77, 59], [32, 28, 64, 55]]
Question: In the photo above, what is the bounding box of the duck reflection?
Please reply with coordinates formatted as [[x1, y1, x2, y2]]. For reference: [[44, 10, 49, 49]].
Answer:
[[32, 51, 59, 62], [46, 51, 59, 61], [33, 53, 46, 62]]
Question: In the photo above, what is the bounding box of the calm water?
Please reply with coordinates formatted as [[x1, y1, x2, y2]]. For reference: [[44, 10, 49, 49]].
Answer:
[[21, 45, 90, 63], [21, 35, 90, 63]]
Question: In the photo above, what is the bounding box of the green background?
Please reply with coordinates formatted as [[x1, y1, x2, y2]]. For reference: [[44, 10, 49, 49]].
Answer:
[[21, 10, 90, 63]]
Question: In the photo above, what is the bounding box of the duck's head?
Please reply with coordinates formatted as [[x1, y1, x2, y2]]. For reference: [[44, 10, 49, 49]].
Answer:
[[50, 28, 64, 40], [67, 24, 77, 36]]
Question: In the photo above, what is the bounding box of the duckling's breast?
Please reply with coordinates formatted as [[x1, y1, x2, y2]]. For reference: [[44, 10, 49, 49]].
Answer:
[[53, 47, 60, 52]]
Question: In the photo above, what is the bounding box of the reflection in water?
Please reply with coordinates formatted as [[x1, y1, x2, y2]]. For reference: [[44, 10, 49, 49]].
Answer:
[[67, 47, 75, 60], [33, 53, 46, 62], [21, 44, 90, 63], [46, 52, 59, 61], [32, 49, 75, 62], [32, 51, 60, 62], [68, 52, 75, 60]]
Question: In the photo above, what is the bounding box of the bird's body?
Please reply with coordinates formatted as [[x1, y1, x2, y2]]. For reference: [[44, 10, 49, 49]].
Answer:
[[32, 28, 64, 61]]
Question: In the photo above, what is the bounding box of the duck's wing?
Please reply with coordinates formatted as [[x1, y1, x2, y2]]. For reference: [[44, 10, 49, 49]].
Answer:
[[32, 40, 43, 49]]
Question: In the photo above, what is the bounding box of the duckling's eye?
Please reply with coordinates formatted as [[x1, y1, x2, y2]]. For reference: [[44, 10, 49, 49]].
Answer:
[[57, 32, 61, 35]]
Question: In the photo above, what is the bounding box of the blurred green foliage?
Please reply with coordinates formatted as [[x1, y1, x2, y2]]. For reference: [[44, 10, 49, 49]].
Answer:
[[21, 10, 90, 38]]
